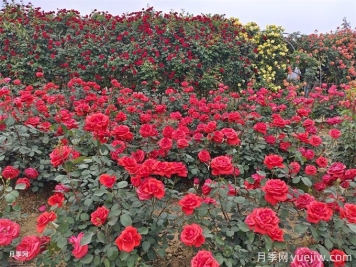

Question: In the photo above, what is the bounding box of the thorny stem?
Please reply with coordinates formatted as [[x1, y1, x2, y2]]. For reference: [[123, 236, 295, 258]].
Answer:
[[217, 179, 230, 222]]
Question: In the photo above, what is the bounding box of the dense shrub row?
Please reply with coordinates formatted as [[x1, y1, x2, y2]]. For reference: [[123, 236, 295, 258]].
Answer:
[[1, 75, 356, 266]]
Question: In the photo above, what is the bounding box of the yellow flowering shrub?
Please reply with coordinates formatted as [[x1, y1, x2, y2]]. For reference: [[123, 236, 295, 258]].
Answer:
[[231, 19, 289, 91]]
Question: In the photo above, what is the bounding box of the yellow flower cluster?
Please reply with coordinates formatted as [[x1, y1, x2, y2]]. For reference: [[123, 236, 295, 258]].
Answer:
[[231, 19, 289, 90]]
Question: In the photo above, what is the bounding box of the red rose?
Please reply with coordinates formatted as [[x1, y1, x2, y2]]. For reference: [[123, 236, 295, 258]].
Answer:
[[136, 177, 165, 200], [329, 129, 341, 139], [180, 224, 205, 247], [340, 203, 356, 223], [262, 179, 289, 205], [14, 236, 41, 261], [48, 192, 65, 207], [24, 168, 39, 179], [50, 146, 72, 167], [303, 119, 315, 128], [263, 154, 284, 170], [130, 176, 142, 187], [191, 250, 220, 267], [279, 141, 291, 151], [177, 138, 190, 148], [115, 226, 142, 252], [322, 174, 337, 186], [330, 249, 347, 267], [131, 150, 145, 163], [99, 174, 116, 188], [294, 193, 315, 209], [245, 208, 280, 235], [84, 113, 109, 132], [253, 122, 267, 135], [1, 166, 20, 179], [210, 156, 234, 176], [315, 157, 328, 168], [308, 135, 322, 147], [327, 162, 346, 179], [266, 227, 284, 242], [306, 201, 333, 223], [289, 162, 301, 174], [198, 150, 211, 163], [68, 232, 88, 259], [170, 162, 188, 177], [16, 178, 31, 190], [210, 130, 224, 143], [343, 169, 356, 181], [162, 125, 174, 138], [291, 248, 324, 267], [111, 125, 133, 141], [151, 161, 169, 177], [201, 184, 212, 195], [158, 138, 173, 150], [264, 135, 276, 144], [178, 193, 202, 215], [139, 124, 156, 138], [35, 72, 44, 78], [0, 219, 20, 246], [91, 206, 109, 227], [117, 156, 138, 174], [13, 79, 21, 85], [305, 165, 317, 176], [314, 182, 326, 191], [221, 128, 240, 145], [115, 111, 127, 122], [36, 211, 56, 233], [204, 121, 217, 133]]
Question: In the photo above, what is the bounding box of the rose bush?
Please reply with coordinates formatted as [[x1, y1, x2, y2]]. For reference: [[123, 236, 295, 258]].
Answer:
[[0, 4, 355, 266], [0, 74, 355, 267]]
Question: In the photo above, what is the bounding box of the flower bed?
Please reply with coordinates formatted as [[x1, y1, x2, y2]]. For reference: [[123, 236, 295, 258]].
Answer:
[[1, 75, 356, 266]]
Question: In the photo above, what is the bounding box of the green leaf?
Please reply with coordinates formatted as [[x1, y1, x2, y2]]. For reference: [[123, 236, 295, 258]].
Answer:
[[263, 235, 272, 250], [93, 256, 101, 266], [234, 196, 245, 204], [107, 246, 118, 261], [138, 227, 149, 235], [301, 177, 312, 187], [84, 199, 93, 207], [63, 161, 73, 172], [15, 183, 26, 190], [80, 213, 89, 221], [94, 188, 107, 197], [97, 231, 106, 243], [120, 252, 130, 261], [238, 222, 250, 232], [108, 216, 119, 226], [57, 236, 67, 249], [71, 156, 89, 164], [348, 223, 356, 233], [5, 116, 15, 126], [226, 230, 234, 237], [5, 191, 18, 204], [57, 222, 69, 234], [117, 181, 128, 188], [292, 176, 301, 183], [295, 224, 308, 234], [142, 241, 150, 252], [80, 232, 94, 246], [80, 254, 93, 264], [120, 214, 132, 227], [257, 171, 266, 177], [324, 238, 333, 250], [103, 258, 110, 267]]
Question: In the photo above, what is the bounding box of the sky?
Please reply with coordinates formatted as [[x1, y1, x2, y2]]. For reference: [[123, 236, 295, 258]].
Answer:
[[12, 0, 356, 34]]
